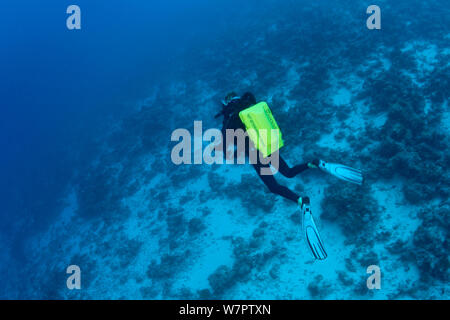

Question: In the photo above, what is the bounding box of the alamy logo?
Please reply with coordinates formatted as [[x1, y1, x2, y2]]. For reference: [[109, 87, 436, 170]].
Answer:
[[66, 265, 81, 290], [171, 121, 280, 175], [66, 5, 81, 30], [366, 5, 381, 30], [366, 265, 381, 289]]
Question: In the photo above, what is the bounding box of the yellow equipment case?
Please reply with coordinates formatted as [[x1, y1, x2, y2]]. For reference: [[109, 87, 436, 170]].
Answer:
[[238, 101, 284, 157]]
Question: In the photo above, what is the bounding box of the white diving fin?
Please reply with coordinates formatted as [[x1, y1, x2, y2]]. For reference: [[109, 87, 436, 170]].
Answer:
[[319, 160, 363, 185], [300, 197, 327, 260]]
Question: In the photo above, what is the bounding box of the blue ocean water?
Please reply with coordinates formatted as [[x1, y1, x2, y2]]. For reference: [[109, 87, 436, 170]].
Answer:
[[0, 0, 448, 299]]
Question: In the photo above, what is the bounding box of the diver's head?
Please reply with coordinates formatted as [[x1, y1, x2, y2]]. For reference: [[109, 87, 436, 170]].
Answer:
[[222, 92, 240, 106]]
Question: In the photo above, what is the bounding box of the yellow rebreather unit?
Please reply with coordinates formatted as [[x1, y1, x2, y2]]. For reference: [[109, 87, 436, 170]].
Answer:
[[239, 101, 284, 158]]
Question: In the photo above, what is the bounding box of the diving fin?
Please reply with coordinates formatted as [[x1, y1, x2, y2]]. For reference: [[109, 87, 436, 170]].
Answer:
[[319, 160, 363, 185], [300, 197, 327, 260]]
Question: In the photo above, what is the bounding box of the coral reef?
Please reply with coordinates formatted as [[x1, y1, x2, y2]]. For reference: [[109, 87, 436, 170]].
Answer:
[[410, 205, 449, 282], [321, 182, 380, 243], [3, 0, 449, 300]]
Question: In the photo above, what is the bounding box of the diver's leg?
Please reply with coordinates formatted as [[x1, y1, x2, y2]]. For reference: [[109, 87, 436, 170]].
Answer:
[[277, 156, 310, 178], [253, 162, 300, 203]]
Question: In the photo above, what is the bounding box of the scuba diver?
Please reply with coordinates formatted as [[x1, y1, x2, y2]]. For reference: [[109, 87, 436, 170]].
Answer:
[[215, 92, 363, 260]]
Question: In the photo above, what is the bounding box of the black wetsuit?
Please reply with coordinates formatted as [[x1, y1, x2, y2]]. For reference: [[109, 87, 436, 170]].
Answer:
[[219, 92, 311, 203]]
